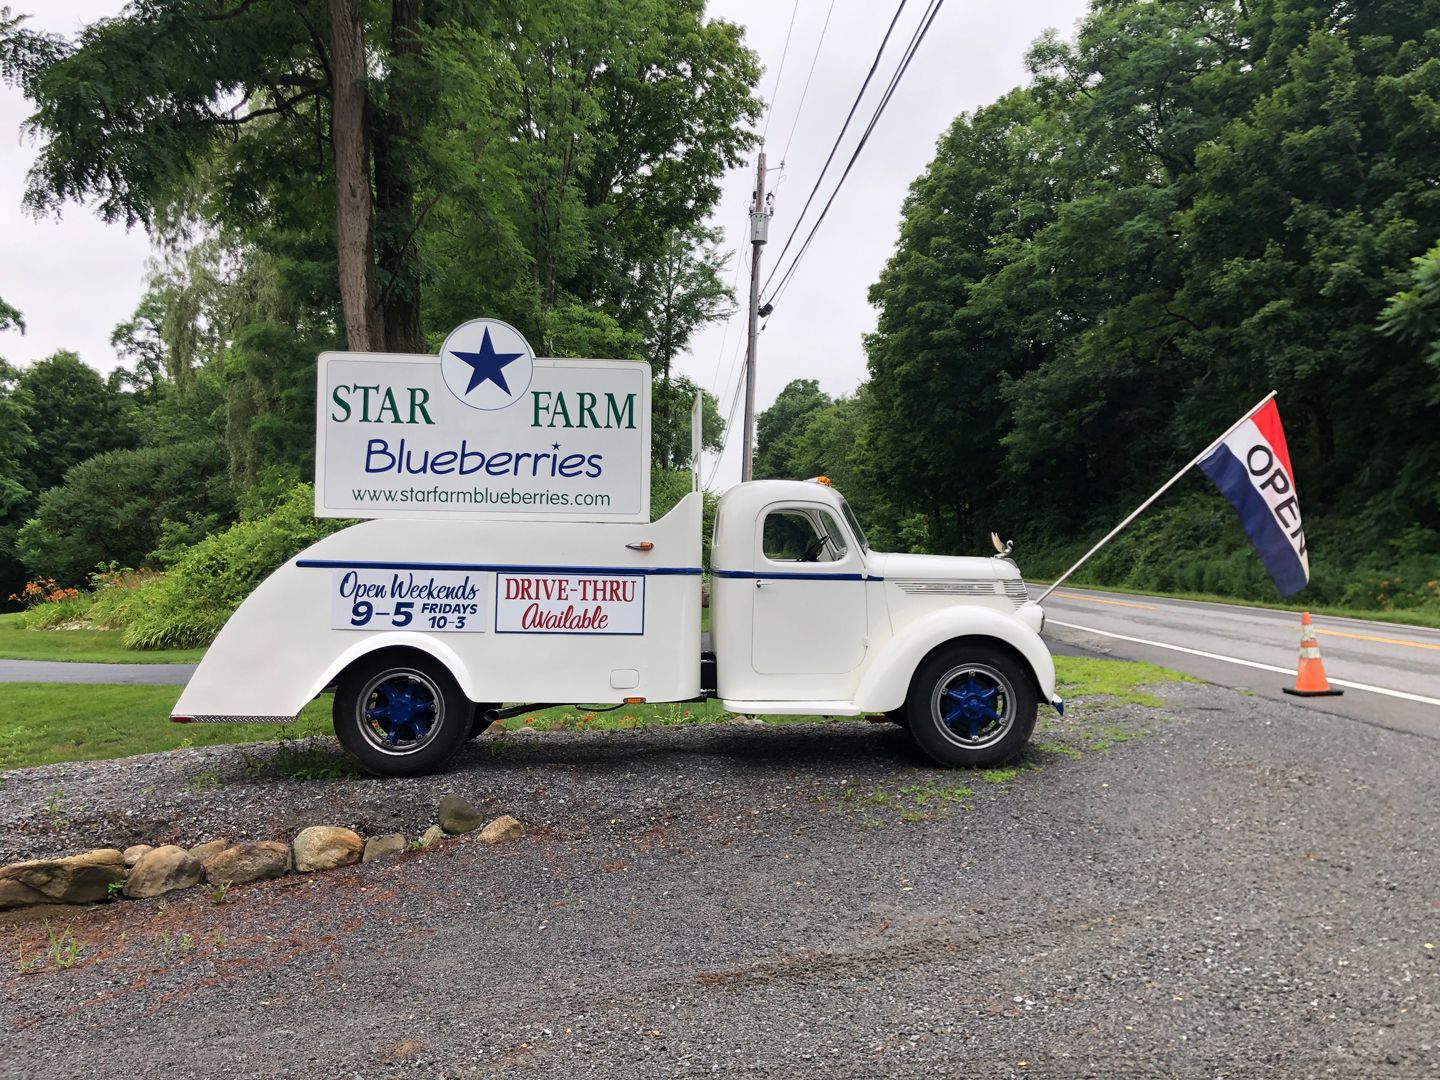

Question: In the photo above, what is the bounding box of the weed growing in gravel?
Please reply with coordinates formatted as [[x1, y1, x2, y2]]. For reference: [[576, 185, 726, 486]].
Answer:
[[42, 788, 67, 822], [46, 923, 81, 969], [157, 930, 195, 952], [271, 731, 359, 781], [206, 880, 231, 904], [1086, 725, 1146, 751], [1033, 741, 1083, 760], [980, 763, 1042, 784], [210, 929, 224, 949], [16, 942, 42, 975], [839, 780, 976, 825], [188, 767, 222, 792], [105, 880, 124, 900]]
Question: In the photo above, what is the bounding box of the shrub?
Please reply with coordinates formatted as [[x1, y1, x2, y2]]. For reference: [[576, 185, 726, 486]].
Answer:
[[85, 568, 166, 629], [122, 484, 349, 649], [16, 440, 235, 585]]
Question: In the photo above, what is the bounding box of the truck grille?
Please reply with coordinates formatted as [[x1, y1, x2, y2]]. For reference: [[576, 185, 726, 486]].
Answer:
[[895, 578, 1031, 607]]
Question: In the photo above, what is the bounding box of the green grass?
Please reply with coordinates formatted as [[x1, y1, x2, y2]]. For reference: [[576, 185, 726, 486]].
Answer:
[[0, 613, 207, 664], [0, 684, 331, 770], [1053, 655, 1194, 708], [1032, 579, 1440, 631]]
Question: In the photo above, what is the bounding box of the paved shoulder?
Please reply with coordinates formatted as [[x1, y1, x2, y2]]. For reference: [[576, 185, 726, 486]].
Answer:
[[0, 660, 195, 685]]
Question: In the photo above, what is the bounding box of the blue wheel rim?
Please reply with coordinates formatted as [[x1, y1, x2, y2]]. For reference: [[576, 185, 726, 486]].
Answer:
[[930, 662, 1015, 750], [357, 668, 445, 756]]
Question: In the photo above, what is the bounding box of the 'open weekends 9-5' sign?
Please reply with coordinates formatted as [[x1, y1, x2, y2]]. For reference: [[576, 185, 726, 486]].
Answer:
[[314, 319, 651, 521]]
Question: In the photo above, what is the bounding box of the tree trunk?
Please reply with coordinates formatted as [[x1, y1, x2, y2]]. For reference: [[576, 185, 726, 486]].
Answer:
[[372, 0, 424, 353], [328, 0, 382, 351]]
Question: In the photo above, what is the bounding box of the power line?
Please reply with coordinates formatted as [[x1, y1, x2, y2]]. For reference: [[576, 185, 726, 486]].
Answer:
[[766, 0, 946, 310], [761, 0, 912, 297], [779, 0, 839, 165], [760, 0, 803, 145], [706, 235, 748, 391], [706, 334, 750, 489]]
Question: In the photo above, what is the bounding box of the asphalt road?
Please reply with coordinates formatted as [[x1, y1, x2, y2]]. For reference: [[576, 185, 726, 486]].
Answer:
[[1038, 586, 1440, 740], [0, 659, 195, 684]]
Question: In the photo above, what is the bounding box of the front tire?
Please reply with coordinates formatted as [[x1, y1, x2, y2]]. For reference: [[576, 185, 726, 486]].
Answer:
[[905, 644, 1036, 768], [333, 652, 470, 777]]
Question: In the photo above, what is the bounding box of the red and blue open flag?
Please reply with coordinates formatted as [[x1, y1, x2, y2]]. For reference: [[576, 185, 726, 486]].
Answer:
[[1198, 399, 1309, 597]]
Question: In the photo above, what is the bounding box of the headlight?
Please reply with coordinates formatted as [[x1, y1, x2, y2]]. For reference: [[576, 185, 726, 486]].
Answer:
[[1015, 601, 1045, 634]]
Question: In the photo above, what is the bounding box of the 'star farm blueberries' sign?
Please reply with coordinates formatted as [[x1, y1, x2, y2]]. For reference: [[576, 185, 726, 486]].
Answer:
[[315, 318, 651, 521]]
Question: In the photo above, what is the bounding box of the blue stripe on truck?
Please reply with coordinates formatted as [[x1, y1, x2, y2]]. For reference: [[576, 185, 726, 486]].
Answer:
[[711, 569, 882, 581], [296, 559, 703, 576]]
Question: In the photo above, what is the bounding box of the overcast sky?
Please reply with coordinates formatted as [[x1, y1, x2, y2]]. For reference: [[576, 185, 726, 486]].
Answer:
[[0, 0, 1090, 486]]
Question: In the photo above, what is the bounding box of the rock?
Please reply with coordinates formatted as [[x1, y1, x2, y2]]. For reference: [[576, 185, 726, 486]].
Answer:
[[478, 815, 525, 845], [419, 825, 445, 848], [0, 849, 125, 910], [363, 834, 407, 863], [124, 845, 202, 899], [292, 826, 363, 872], [202, 842, 290, 886], [188, 839, 229, 865], [122, 844, 153, 868], [731, 715, 765, 726], [438, 794, 482, 835]]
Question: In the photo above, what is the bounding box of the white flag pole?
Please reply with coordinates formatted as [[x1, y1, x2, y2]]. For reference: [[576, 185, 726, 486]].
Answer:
[[690, 390, 704, 492], [1035, 390, 1277, 605]]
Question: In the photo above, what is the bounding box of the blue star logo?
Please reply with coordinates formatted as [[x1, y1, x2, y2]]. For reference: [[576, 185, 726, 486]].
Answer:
[[450, 329, 524, 396], [438, 318, 535, 411]]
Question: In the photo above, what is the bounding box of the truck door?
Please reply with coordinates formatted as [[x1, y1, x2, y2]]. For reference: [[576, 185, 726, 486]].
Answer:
[[750, 505, 867, 684]]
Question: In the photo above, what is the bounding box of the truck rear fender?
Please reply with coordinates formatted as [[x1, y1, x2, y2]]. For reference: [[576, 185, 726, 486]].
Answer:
[[852, 607, 1056, 713], [309, 634, 480, 704]]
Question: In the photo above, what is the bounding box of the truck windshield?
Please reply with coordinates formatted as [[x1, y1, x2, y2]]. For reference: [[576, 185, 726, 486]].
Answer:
[[837, 496, 870, 552]]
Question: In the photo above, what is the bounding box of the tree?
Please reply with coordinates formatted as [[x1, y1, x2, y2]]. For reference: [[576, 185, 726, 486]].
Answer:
[[632, 226, 736, 380], [0, 295, 22, 334], [1380, 240, 1440, 389], [754, 379, 832, 481], [17, 352, 137, 495], [0, 360, 35, 598], [2, 1, 762, 359], [651, 376, 725, 471], [864, 0, 1440, 588]]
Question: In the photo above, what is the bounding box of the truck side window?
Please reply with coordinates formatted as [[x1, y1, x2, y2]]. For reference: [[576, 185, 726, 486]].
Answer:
[[761, 509, 849, 563]]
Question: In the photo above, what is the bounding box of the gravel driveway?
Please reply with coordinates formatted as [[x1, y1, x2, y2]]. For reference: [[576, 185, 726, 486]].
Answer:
[[1, 683, 1436, 1079]]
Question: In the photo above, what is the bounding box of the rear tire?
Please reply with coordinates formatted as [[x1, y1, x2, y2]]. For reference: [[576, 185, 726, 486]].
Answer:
[[333, 652, 470, 777], [905, 644, 1036, 768]]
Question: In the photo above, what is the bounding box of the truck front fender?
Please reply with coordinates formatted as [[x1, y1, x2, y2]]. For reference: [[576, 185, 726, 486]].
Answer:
[[853, 607, 1057, 713]]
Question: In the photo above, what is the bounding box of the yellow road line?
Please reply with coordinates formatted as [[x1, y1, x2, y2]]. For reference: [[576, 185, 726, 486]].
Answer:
[[1314, 627, 1440, 652], [1054, 592, 1157, 610]]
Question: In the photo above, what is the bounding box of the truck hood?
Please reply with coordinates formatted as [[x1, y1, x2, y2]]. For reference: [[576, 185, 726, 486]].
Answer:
[[866, 551, 1020, 582]]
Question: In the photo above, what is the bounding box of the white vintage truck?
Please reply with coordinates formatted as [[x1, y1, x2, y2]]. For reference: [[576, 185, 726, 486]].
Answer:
[[171, 319, 1060, 776], [172, 477, 1061, 776]]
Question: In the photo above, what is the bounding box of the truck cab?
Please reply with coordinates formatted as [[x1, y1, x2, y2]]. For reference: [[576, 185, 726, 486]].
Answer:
[[709, 480, 1056, 767]]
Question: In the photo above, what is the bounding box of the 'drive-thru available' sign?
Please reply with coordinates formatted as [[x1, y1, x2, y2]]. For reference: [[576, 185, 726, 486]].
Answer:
[[315, 319, 651, 521], [494, 572, 645, 635]]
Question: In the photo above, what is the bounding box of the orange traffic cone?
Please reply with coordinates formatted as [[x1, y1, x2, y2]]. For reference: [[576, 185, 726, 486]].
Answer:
[[1283, 612, 1343, 697]]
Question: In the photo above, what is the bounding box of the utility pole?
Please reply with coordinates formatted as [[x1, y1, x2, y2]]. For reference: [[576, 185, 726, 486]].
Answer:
[[741, 152, 771, 482]]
